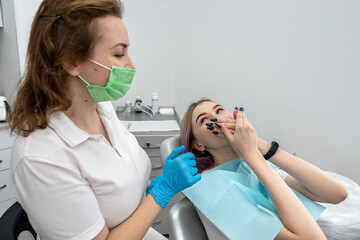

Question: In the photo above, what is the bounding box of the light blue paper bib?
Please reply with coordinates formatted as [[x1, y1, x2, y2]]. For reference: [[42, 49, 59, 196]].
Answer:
[[182, 158, 326, 240]]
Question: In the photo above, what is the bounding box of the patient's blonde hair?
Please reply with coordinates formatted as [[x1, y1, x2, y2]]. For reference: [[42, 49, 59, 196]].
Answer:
[[180, 97, 215, 173]]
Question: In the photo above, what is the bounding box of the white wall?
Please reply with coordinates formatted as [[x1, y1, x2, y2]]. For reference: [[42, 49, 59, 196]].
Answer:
[[3, 0, 359, 183], [13, 0, 43, 76], [115, 0, 177, 108], [8, 0, 176, 108], [0, 0, 41, 102], [172, 0, 360, 183], [0, 3, 4, 27], [0, 0, 21, 100]]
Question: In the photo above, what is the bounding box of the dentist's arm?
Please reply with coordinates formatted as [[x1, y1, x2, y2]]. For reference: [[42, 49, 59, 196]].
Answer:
[[221, 110, 326, 240], [93, 146, 201, 240], [257, 138, 348, 204], [93, 195, 163, 240]]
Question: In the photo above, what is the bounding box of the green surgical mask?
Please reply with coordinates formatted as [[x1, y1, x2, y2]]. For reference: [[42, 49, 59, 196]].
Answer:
[[78, 59, 135, 102]]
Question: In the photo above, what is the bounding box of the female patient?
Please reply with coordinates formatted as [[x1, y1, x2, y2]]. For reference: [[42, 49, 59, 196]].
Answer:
[[180, 97, 351, 240]]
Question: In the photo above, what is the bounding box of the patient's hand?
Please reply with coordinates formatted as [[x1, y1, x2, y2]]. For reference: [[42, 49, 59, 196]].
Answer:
[[216, 113, 235, 134], [220, 110, 260, 160], [217, 112, 270, 155]]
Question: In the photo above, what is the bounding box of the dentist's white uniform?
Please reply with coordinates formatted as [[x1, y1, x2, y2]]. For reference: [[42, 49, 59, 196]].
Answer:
[[11, 102, 165, 240]]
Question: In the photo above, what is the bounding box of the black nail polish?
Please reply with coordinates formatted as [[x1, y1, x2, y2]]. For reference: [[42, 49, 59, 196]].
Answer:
[[239, 107, 244, 111], [235, 107, 238, 110], [213, 131, 219, 135], [207, 126, 214, 130], [206, 123, 213, 127], [215, 123, 222, 128], [210, 118, 217, 122]]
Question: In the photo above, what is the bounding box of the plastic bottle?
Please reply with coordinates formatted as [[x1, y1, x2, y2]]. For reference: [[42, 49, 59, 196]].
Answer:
[[135, 96, 142, 113], [125, 100, 132, 113], [151, 92, 159, 113]]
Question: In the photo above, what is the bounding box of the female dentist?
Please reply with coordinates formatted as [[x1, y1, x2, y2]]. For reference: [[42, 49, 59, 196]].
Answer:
[[8, 0, 200, 239]]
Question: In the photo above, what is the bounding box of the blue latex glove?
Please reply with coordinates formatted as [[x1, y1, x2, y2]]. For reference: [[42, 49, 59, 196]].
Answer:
[[147, 175, 161, 194], [148, 145, 201, 207]]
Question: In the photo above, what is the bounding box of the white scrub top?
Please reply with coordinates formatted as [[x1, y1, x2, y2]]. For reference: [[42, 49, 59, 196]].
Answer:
[[10, 102, 164, 240]]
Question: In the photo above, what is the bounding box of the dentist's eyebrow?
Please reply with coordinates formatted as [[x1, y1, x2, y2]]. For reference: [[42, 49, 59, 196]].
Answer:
[[212, 104, 222, 109], [196, 112, 207, 124], [111, 42, 129, 49]]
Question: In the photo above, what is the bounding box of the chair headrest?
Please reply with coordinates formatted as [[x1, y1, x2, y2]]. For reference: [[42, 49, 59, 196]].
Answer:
[[159, 135, 181, 166]]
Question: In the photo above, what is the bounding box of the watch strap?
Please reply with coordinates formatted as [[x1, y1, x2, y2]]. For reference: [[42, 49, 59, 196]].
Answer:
[[263, 141, 279, 160]]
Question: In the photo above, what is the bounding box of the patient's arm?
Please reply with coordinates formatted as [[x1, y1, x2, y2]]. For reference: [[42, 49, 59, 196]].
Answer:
[[217, 115, 347, 204], [243, 151, 326, 240], [221, 111, 326, 239], [257, 138, 348, 204]]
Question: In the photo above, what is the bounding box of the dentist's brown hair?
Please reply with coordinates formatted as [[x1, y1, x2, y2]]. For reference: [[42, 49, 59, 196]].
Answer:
[[9, 0, 123, 136]]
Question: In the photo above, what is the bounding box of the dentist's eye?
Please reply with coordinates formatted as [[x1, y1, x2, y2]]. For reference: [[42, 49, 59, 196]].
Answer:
[[115, 54, 125, 58]]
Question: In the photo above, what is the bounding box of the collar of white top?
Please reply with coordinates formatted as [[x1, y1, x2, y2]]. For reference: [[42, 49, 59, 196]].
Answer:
[[48, 102, 112, 147]]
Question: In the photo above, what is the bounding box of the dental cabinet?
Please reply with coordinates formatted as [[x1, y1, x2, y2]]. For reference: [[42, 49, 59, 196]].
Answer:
[[117, 107, 182, 235], [0, 124, 16, 217]]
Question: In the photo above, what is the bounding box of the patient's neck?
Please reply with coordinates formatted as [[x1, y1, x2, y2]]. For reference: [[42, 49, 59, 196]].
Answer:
[[208, 145, 240, 168]]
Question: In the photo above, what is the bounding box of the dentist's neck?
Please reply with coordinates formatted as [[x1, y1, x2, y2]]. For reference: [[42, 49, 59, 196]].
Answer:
[[63, 75, 100, 131]]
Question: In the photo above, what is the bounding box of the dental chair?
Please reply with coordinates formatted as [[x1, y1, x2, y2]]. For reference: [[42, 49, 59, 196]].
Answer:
[[0, 202, 36, 240], [160, 135, 208, 240], [160, 135, 359, 240]]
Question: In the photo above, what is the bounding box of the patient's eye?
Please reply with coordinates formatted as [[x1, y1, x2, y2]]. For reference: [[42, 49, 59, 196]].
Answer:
[[216, 108, 224, 114], [200, 118, 206, 124]]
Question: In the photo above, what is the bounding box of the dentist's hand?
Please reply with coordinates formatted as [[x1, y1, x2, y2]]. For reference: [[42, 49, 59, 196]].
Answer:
[[148, 145, 201, 207]]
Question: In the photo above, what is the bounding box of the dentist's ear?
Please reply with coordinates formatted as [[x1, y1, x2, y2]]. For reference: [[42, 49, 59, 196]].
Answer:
[[192, 141, 206, 152], [62, 58, 81, 77]]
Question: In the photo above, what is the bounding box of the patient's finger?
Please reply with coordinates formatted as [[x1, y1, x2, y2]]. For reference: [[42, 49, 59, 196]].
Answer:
[[216, 131, 234, 137], [222, 123, 235, 130], [215, 124, 235, 137], [242, 111, 254, 129], [213, 122, 222, 130], [236, 110, 244, 127], [233, 108, 238, 120], [215, 127, 234, 136], [217, 118, 236, 124], [218, 123, 233, 142]]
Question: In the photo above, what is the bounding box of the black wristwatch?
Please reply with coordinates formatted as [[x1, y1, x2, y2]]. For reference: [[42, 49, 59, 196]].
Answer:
[[263, 141, 279, 160]]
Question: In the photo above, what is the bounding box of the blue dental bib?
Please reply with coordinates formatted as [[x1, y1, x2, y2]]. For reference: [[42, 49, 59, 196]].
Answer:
[[182, 158, 326, 240]]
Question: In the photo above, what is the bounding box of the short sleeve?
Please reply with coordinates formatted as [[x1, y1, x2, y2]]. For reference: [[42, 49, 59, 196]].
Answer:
[[11, 157, 105, 240]]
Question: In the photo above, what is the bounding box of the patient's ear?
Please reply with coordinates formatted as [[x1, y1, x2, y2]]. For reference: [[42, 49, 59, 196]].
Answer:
[[192, 141, 205, 152]]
